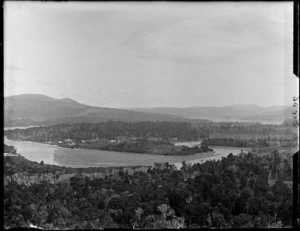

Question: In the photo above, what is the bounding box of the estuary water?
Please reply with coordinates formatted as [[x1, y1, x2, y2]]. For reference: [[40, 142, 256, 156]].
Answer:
[[4, 137, 250, 168]]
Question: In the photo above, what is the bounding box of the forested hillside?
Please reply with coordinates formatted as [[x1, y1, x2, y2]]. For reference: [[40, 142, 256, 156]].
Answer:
[[4, 149, 293, 229], [193, 122, 297, 139], [4, 94, 188, 127], [132, 105, 291, 122]]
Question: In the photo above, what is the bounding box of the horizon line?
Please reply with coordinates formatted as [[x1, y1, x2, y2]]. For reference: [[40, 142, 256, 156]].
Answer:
[[4, 93, 290, 109]]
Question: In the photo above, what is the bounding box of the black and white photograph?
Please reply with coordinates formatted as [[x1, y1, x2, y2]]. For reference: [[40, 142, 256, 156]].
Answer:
[[3, 1, 299, 229]]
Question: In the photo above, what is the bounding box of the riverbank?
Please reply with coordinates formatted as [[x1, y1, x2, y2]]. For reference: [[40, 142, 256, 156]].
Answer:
[[5, 136, 212, 156], [4, 137, 249, 169], [172, 146, 251, 169]]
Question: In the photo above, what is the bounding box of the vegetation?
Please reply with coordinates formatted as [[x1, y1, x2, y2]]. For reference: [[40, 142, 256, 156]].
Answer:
[[202, 138, 269, 148], [4, 148, 293, 229], [5, 121, 297, 144], [5, 121, 297, 157], [202, 137, 298, 148], [4, 121, 207, 142], [76, 140, 213, 156], [4, 144, 18, 154], [5, 122, 215, 155], [194, 122, 297, 139]]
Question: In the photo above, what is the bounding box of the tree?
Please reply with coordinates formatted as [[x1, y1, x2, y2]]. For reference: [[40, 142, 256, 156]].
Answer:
[[212, 213, 226, 228], [232, 213, 253, 228], [98, 199, 106, 210], [195, 203, 211, 226]]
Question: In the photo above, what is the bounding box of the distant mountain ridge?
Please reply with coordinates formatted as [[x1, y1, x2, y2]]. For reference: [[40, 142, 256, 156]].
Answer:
[[4, 94, 190, 127], [5, 94, 292, 127], [131, 104, 292, 123]]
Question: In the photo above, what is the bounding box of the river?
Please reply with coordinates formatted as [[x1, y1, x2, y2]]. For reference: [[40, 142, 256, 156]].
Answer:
[[4, 137, 250, 169]]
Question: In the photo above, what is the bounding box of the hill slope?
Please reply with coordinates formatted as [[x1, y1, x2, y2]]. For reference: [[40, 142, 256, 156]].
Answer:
[[242, 106, 295, 122], [4, 94, 189, 126], [5, 94, 291, 126], [131, 104, 291, 123]]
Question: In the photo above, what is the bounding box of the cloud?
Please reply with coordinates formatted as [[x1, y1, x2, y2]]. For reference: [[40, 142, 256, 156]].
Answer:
[[4, 2, 293, 107], [121, 3, 290, 65]]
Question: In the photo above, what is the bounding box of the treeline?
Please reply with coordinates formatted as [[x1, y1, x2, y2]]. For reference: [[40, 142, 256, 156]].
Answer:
[[5, 121, 297, 144], [97, 141, 213, 156], [4, 150, 293, 229], [202, 137, 298, 148], [193, 122, 297, 139], [59, 139, 213, 156], [202, 138, 269, 148], [4, 144, 17, 154], [4, 121, 208, 142]]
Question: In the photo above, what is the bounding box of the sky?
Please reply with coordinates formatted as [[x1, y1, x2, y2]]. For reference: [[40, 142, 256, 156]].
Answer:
[[4, 1, 298, 108]]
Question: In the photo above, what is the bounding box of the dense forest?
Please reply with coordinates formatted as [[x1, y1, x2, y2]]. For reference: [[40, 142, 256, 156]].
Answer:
[[4, 121, 208, 142], [5, 121, 297, 143], [192, 122, 297, 139], [4, 121, 215, 155], [202, 137, 298, 148], [55, 137, 214, 155], [4, 147, 293, 229], [4, 144, 18, 154], [82, 140, 213, 156], [202, 137, 268, 148], [5, 122, 297, 156]]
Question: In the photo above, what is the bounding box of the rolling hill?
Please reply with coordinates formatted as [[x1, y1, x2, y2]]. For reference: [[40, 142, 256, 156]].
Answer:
[[5, 94, 293, 127], [4, 94, 190, 127], [242, 106, 296, 122], [131, 104, 292, 123]]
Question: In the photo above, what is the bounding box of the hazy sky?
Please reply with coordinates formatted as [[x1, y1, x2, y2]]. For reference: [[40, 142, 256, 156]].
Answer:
[[4, 1, 298, 108]]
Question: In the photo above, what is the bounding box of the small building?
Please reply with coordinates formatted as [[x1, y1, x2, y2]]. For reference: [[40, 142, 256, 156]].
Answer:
[[147, 137, 163, 142], [116, 136, 131, 142], [170, 137, 178, 142], [131, 137, 144, 141]]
